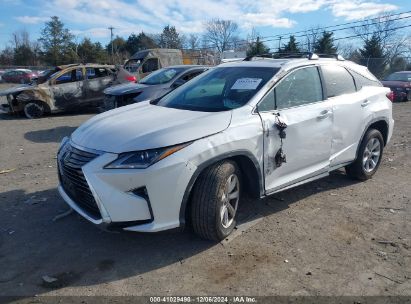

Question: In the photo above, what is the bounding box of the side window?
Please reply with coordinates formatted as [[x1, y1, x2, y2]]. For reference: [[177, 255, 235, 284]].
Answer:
[[87, 68, 109, 79], [275, 66, 323, 109], [349, 70, 382, 90], [257, 89, 275, 112], [321, 65, 356, 98], [142, 58, 159, 73], [55, 69, 83, 85]]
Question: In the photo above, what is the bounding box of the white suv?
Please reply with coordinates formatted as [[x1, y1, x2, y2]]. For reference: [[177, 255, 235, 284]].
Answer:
[[57, 54, 394, 241]]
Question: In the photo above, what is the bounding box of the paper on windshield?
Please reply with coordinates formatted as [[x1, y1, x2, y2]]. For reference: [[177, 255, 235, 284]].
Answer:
[[231, 78, 262, 90]]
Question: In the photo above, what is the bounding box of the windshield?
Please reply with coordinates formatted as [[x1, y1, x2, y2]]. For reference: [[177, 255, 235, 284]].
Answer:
[[140, 67, 185, 85], [384, 73, 411, 82], [124, 59, 142, 73], [156, 67, 279, 112]]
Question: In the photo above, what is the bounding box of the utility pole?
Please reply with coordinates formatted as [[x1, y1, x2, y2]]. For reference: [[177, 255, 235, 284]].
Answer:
[[108, 26, 115, 63], [278, 36, 282, 52]]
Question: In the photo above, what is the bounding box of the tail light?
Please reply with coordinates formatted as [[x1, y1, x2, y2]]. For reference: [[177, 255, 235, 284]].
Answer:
[[125, 75, 137, 82], [386, 91, 395, 102]]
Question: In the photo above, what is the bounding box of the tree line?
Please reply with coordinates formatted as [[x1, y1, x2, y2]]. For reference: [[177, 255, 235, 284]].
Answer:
[[0, 15, 409, 78]]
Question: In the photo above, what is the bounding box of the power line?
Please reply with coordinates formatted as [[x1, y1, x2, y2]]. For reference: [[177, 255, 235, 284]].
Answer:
[[188, 10, 411, 52], [264, 23, 411, 50], [257, 10, 411, 41]]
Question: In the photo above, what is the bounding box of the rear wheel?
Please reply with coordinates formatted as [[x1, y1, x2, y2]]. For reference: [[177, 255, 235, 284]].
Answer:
[[23, 101, 45, 119], [406, 91, 411, 102], [191, 160, 241, 241], [345, 129, 384, 180]]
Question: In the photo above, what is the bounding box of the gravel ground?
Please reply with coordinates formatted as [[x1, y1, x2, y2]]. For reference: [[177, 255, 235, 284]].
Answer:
[[0, 85, 410, 297]]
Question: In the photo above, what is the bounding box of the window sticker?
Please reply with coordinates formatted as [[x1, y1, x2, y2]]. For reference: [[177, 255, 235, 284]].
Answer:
[[231, 78, 262, 90]]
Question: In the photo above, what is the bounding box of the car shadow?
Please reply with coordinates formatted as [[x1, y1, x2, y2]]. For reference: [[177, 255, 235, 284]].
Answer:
[[24, 126, 77, 143], [0, 170, 359, 296], [0, 107, 99, 121]]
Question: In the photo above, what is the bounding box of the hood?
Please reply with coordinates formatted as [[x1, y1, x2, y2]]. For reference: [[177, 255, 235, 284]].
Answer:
[[0, 84, 34, 96], [104, 82, 149, 96], [71, 101, 232, 153], [381, 80, 411, 88]]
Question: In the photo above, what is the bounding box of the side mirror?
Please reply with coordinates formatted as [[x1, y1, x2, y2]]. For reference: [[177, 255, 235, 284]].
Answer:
[[172, 79, 185, 88]]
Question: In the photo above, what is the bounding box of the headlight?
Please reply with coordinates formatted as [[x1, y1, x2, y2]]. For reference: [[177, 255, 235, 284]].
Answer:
[[104, 142, 191, 169]]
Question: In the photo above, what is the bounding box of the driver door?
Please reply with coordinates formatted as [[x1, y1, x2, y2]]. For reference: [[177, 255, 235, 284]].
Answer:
[[50, 68, 85, 110], [257, 66, 333, 193]]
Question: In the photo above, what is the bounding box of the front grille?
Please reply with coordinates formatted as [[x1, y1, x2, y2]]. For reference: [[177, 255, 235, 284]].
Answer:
[[58, 144, 101, 219]]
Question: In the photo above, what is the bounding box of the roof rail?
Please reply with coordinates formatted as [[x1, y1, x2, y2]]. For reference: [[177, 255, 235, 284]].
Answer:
[[243, 52, 345, 61]]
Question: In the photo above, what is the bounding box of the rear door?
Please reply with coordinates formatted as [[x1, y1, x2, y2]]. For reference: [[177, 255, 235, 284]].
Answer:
[[85, 67, 114, 104], [50, 68, 85, 109], [258, 66, 333, 192], [320, 65, 366, 167]]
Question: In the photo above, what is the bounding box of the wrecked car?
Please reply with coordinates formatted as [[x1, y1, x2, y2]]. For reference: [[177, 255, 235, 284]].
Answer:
[[0, 63, 116, 118], [102, 65, 208, 111], [57, 53, 393, 241], [117, 48, 184, 83]]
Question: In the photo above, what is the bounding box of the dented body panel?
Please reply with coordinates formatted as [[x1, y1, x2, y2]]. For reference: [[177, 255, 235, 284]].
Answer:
[[57, 58, 394, 233], [0, 63, 115, 115]]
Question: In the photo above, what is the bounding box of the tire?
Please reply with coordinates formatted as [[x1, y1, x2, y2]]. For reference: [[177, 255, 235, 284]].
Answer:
[[190, 160, 241, 241], [345, 129, 384, 181], [406, 91, 411, 102], [23, 101, 45, 119]]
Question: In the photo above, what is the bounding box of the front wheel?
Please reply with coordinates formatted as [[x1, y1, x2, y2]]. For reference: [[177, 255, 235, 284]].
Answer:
[[345, 129, 384, 180], [190, 160, 241, 241], [23, 101, 45, 119]]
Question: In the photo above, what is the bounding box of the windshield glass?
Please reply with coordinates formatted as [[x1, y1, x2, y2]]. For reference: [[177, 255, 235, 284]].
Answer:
[[156, 67, 279, 112], [140, 67, 185, 85], [124, 59, 142, 73], [384, 73, 411, 82]]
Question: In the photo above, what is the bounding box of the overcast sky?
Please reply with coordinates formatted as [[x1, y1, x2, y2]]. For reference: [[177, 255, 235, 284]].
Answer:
[[0, 0, 410, 49]]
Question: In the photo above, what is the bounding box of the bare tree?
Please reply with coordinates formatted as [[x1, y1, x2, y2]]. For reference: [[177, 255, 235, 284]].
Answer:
[[188, 34, 200, 50], [11, 30, 30, 49], [304, 26, 322, 52], [203, 19, 238, 52], [353, 13, 409, 63]]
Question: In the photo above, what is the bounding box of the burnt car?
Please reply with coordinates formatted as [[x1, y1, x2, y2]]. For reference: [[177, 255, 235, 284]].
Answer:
[[0, 64, 116, 118], [381, 71, 411, 102], [102, 65, 207, 111], [1, 69, 38, 84]]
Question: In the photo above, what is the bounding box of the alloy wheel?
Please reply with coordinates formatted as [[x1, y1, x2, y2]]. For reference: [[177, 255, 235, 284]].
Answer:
[[362, 137, 381, 173], [220, 174, 240, 229]]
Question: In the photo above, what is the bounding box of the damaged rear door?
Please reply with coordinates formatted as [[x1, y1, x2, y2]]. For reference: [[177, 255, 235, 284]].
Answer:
[[84, 67, 115, 104], [50, 68, 85, 110], [258, 66, 333, 193]]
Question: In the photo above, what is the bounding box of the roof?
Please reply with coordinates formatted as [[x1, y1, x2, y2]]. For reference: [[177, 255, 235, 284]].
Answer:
[[166, 65, 208, 69], [57, 63, 115, 70]]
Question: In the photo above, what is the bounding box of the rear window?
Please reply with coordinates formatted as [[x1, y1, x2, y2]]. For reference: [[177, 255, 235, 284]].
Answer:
[[384, 72, 411, 82], [350, 70, 382, 89], [321, 65, 356, 98]]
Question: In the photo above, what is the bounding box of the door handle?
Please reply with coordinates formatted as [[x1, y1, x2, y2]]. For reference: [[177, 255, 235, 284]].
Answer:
[[317, 110, 331, 119], [361, 100, 370, 107]]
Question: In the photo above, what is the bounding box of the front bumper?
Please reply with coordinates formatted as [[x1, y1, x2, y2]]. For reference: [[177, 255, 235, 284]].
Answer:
[[57, 141, 197, 232]]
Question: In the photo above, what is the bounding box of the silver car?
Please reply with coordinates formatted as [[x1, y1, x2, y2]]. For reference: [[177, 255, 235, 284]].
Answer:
[[57, 54, 394, 241]]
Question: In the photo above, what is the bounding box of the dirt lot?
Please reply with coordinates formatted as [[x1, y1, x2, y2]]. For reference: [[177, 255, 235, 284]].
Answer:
[[0, 83, 410, 297]]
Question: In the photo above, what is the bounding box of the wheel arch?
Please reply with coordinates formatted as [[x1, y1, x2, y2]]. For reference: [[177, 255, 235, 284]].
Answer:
[[179, 150, 264, 228], [355, 117, 389, 159]]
